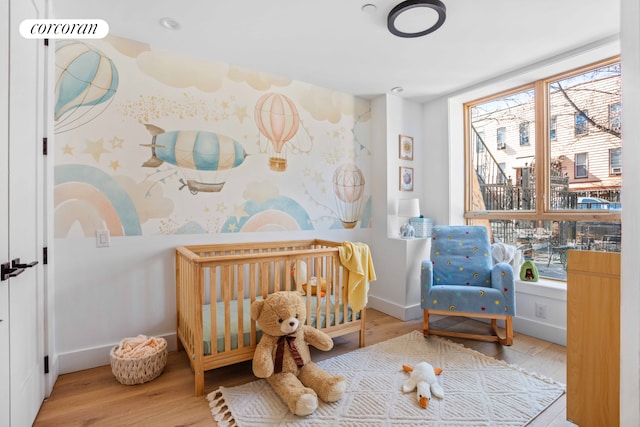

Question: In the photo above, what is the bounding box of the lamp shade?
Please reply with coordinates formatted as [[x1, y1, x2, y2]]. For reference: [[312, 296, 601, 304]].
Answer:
[[398, 198, 420, 218]]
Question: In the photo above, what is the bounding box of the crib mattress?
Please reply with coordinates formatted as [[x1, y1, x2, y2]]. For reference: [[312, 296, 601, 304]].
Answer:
[[202, 296, 357, 355]]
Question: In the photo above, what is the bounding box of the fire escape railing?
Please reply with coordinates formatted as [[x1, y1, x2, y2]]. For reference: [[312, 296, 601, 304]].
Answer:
[[471, 125, 513, 210]]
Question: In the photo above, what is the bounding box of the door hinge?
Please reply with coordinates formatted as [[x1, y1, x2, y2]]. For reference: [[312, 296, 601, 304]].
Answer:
[[44, 355, 49, 374], [44, 39, 49, 47], [43, 247, 48, 265], [43, 137, 48, 155]]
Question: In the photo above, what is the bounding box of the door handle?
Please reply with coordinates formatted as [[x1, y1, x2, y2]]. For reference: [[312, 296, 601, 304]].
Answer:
[[11, 258, 38, 269], [1, 262, 25, 281]]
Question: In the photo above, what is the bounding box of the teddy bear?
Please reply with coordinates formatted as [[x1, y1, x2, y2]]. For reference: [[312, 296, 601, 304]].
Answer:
[[250, 291, 346, 416], [402, 362, 444, 409]]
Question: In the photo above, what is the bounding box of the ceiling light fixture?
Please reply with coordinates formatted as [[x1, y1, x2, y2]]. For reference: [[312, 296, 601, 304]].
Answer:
[[159, 17, 181, 31], [387, 0, 446, 38]]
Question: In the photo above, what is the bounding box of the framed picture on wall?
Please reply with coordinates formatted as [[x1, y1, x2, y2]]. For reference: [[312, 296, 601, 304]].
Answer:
[[399, 134, 414, 160], [399, 166, 414, 191]]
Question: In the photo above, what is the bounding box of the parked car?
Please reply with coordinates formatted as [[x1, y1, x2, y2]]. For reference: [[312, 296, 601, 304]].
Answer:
[[577, 197, 610, 210]]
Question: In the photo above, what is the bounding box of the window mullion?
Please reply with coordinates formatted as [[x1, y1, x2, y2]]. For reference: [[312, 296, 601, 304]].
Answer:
[[535, 79, 548, 216]]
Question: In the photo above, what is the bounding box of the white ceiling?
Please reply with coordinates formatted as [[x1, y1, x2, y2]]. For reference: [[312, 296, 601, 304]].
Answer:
[[51, 0, 621, 103]]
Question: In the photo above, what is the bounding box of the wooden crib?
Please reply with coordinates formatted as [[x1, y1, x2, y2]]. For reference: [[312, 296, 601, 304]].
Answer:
[[175, 239, 366, 395]]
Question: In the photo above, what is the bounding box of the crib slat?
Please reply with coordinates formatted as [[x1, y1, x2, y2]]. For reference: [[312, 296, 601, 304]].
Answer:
[[249, 261, 257, 345], [223, 265, 232, 352], [237, 263, 245, 349]]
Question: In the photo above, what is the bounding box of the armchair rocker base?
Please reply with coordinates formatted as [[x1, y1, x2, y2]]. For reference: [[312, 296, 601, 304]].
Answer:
[[423, 309, 513, 346]]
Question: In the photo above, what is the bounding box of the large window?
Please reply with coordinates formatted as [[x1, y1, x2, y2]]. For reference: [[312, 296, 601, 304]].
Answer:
[[465, 58, 621, 280]]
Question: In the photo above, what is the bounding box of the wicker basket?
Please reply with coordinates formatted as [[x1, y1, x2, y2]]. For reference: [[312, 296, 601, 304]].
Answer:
[[110, 337, 167, 385]]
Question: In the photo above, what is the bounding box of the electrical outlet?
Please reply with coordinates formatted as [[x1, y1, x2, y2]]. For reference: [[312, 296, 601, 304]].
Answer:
[[535, 303, 547, 319], [96, 229, 111, 248]]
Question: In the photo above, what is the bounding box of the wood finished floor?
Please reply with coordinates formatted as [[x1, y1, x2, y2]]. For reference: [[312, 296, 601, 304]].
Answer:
[[34, 309, 570, 426]]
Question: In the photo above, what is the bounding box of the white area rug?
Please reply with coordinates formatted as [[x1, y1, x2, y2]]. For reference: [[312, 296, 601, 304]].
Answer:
[[207, 331, 565, 426]]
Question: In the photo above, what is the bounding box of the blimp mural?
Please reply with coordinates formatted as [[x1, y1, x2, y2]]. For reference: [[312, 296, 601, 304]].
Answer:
[[54, 40, 119, 134], [141, 124, 248, 194]]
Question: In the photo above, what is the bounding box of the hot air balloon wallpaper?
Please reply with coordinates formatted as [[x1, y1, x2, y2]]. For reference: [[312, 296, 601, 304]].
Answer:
[[141, 124, 248, 194], [254, 92, 301, 172], [332, 163, 366, 229], [54, 40, 119, 134]]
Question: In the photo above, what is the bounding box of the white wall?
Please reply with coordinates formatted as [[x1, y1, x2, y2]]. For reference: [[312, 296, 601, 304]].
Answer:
[[620, 1, 640, 424], [54, 228, 370, 373], [367, 94, 429, 321]]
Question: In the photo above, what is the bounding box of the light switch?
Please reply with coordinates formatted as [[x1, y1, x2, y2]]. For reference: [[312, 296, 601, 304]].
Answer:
[[96, 229, 111, 248]]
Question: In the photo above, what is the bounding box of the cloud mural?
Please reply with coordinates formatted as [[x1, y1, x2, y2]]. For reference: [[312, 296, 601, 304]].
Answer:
[[136, 50, 228, 92], [228, 65, 291, 91], [243, 180, 279, 203], [298, 87, 372, 124], [112, 175, 174, 224], [54, 36, 372, 236], [105, 34, 150, 58]]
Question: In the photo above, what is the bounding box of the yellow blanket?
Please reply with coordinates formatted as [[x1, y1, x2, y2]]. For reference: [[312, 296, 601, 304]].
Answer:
[[338, 242, 376, 312]]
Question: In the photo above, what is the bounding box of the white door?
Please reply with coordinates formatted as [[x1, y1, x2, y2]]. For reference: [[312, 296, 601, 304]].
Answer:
[[3, 0, 47, 425]]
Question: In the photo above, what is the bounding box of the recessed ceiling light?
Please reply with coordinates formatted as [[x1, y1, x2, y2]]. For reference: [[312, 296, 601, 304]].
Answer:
[[159, 17, 181, 30], [387, 0, 446, 38], [391, 86, 404, 93], [361, 3, 377, 14]]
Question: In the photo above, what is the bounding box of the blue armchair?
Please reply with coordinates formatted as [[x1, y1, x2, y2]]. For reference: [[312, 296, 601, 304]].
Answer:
[[421, 225, 515, 345]]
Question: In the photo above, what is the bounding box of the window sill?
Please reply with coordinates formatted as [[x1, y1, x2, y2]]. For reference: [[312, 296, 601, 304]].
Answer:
[[516, 278, 567, 301]]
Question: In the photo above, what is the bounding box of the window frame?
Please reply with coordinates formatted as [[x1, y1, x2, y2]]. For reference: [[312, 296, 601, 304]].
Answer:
[[519, 121, 530, 145], [574, 152, 588, 178], [550, 115, 557, 141], [574, 110, 589, 136], [463, 56, 621, 225], [496, 127, 506, 150], [609, 102, 621, 133], [610, 147, 622, 175]]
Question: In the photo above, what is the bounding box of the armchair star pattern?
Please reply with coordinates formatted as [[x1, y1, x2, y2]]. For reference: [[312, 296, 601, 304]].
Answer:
[[421, 225, 516, 345]]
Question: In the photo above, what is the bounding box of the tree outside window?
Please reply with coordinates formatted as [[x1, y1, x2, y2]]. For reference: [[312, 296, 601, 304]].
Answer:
[[609, 103, 621, 133], [575, 111, 588, 136]]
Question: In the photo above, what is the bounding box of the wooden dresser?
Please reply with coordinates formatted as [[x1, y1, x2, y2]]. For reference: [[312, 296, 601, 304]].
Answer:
[[566, 250, 620, 427]]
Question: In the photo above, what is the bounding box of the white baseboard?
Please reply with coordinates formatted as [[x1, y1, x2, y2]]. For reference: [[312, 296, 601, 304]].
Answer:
[[367, 295, 423, 321], [513, 316, 566, 346], [57, 332, 178, 374]]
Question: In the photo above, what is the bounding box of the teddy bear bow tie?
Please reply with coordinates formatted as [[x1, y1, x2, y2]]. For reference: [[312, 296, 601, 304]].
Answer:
[[274, 335, 305, 374]]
